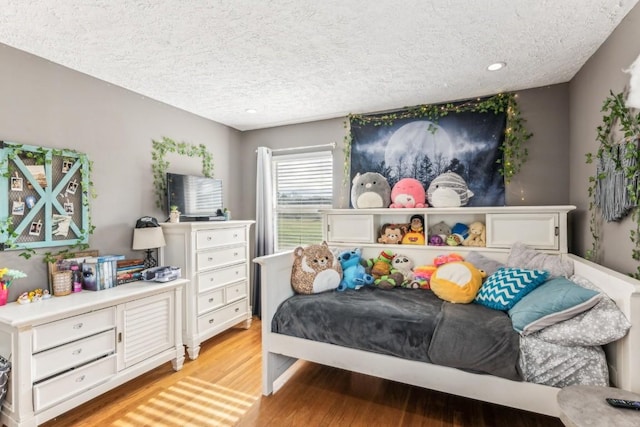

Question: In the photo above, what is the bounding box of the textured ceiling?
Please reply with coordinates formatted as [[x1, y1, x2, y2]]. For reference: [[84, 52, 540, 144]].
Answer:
[[0, 1, 638, 131]]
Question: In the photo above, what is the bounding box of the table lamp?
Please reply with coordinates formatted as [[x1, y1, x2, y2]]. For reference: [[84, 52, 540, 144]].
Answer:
[[132, 227, 166, 268]]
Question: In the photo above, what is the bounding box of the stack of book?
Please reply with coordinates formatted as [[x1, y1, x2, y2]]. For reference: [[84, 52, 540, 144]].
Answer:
[[81, 255, 125, 291], [116, 259, 146, 285]]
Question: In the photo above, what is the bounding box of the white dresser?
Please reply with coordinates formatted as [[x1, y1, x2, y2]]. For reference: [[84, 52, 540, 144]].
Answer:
[[159, 220, 254, 360], [0, 279, 186, 427]]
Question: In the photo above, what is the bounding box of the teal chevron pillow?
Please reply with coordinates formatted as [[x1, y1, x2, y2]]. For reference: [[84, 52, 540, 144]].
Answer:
[[475, 267, 549, 310]]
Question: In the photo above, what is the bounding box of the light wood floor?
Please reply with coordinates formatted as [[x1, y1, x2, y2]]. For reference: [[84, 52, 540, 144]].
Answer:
[[41, 318, 563, 427]]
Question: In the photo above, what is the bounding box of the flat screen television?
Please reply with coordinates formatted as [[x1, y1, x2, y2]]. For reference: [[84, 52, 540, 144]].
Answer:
[[166, 172, 224, 221]]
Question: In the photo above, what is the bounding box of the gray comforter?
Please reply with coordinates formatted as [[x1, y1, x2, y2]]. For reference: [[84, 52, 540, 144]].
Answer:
[[272, 287, 522, 381]]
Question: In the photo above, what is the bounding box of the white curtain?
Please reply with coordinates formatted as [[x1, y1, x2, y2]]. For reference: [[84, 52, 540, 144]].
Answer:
[[252, 147, 274, 318], [626, 53, 640, 109]]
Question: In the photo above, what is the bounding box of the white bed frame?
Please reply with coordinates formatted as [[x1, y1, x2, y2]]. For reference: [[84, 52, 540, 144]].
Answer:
[[254, 249, 640, 417]]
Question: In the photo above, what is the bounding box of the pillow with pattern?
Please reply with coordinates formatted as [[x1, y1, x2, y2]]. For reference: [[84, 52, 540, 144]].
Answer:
[[475, 267, 549, 310], [532, 274, 631, 346]]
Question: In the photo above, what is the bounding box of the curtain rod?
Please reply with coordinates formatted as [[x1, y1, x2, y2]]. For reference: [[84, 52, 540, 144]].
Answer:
[[256, 142, 336, 153]]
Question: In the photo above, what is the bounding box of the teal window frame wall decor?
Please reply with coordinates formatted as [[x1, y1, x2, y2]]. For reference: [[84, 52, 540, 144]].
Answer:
[[0, 141, 91, 252]]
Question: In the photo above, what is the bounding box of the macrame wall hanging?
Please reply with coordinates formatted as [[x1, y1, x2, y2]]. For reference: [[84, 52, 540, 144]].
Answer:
[[594, 140, 638, 222]]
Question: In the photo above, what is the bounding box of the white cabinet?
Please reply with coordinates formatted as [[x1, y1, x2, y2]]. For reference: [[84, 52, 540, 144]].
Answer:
[[0, 279, 185, 427], [160, 221, 254, 360], [323, 206, 574, 255]]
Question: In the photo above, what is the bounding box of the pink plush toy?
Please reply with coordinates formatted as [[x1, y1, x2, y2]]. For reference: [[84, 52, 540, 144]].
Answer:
[[389, 178, 427, 208]]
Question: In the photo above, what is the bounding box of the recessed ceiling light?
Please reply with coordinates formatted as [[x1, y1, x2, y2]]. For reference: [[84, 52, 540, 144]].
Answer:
[[487, 62, 506, 71], [245, 108, 257, 114]]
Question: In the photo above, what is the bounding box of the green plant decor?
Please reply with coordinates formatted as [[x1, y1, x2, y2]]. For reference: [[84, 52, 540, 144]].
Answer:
[[342, 93, 531, 195], [0, 143, 95, 260], [151, 137, 214, 209], [585, 91, 640, 277]]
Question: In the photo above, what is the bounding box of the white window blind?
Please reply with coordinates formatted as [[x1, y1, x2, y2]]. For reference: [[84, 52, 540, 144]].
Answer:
[[273, 151, 333, 251]]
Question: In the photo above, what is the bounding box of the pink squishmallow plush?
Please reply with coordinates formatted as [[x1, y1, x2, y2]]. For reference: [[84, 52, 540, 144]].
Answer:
[[389, 178, 427, 208]]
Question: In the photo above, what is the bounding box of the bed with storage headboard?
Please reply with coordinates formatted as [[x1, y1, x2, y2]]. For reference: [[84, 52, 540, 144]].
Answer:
[[254, 206, 640, 417], [255, 249, 640, 417]]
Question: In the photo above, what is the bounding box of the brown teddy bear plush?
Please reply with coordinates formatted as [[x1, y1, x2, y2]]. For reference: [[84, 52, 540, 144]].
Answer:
[[377, 223, 404, 244], [290, 242, 342, 294]]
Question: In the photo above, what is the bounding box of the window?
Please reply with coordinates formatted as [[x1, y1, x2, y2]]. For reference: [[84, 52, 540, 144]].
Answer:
[[272, 151, 333, 251]]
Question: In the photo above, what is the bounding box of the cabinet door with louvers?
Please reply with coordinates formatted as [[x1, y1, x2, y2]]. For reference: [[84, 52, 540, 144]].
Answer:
[[117, 292, 175, 369]]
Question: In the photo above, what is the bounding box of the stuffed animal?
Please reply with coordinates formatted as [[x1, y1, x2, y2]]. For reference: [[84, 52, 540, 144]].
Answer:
[[378, 223, 404, 244], [290, 242, 342, 294], [426, 171, 474, 207], [430, 261, 487, 303], [448, 223, 470, 246], [363, 250, 404, 289], [389, 178, 427, 208], [337, 248, 374, 291], [429, 235, 445, 246], [463, 221, 486, 247], [433, 252, 465, 267], [351, 172, 391, 209], [428, 221, 451, 245], [410, 265, 437, 289], [446, 222, 469, 246], [401, 214, 425, 245], [391, 254, 415, 286]]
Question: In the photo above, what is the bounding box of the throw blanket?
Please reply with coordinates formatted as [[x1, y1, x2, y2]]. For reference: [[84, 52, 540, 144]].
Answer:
[[272, 287, 521, 381]]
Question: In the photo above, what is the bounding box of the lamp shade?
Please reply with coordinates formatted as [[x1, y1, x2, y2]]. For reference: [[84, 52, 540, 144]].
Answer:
[[132, 227, 166, 250]]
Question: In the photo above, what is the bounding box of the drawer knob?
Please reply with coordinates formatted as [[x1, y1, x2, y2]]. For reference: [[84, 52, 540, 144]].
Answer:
[[235, 307, 239, 312], [207, 236, 212, 241], [233, 233, 238, 238], [209, 318, 215, 324], [73, 323, 84, 330], [208, 297, 214, 303], [72, 349, 83, 356], [208, 257, 213, 261], [234, 252, 238, 256], [76, 375, 86, 383]]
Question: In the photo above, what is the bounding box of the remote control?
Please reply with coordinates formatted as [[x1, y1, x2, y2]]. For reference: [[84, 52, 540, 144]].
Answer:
[[606, 398, 640, 410]]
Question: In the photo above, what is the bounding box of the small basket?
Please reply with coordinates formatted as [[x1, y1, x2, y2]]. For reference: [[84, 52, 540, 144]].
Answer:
[[52, 271, 72, 296]]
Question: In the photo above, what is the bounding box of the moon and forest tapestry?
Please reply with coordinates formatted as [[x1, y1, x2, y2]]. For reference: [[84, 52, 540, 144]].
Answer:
[[349, 107, 507, 206]]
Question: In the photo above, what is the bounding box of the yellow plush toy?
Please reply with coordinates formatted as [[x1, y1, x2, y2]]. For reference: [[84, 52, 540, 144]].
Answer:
[[430, 261, 486, 303]]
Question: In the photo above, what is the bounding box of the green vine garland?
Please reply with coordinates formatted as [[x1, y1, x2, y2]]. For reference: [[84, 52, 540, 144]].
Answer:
[[151, 137, 215, 209], [585, 90, 640, 277], [342, 93, 531, 193]]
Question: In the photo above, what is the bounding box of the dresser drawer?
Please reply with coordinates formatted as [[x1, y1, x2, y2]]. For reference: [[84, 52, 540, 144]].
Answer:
[[198, 264, 246, 293], [32, 308, 117, 352], [197, 245, 246, 271], [33, 329, 116, 382], [197, 288, 225, 315], [33, 354, 117, 412], [197, 300, 247, 334], [196, 227, 247, 250], [226, 281, 247, 304]]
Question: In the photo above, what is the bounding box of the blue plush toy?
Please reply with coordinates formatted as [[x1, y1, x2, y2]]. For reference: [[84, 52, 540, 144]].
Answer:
[[337, 248, 374, 291]]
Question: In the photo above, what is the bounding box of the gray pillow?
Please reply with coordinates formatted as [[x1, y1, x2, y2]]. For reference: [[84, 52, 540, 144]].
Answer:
[[465, 251, 505, 276], [507, 242, 574, 278], [532, 274, 631, 346]]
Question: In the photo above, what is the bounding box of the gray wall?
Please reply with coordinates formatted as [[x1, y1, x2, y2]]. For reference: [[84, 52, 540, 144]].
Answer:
[[569, 4, 640, 274], [0, 43, 242, 299], [239, 83, 571, 215]]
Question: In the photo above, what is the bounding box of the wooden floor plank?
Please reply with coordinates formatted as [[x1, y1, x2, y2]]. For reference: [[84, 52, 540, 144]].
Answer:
[[41, 318, 563, 427]]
